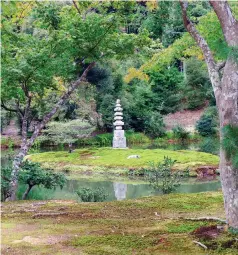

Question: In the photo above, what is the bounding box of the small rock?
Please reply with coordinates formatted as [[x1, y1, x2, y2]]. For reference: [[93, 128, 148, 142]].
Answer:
[[127, 155, 140, 159]]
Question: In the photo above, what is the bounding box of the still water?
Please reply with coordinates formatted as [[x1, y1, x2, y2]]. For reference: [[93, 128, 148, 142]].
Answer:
[[17, 178, 221, 201]]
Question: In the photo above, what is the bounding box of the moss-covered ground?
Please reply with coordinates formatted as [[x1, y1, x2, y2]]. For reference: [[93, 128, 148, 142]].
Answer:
[[28, 148, 219, 177], [2, 192, 237, 255]]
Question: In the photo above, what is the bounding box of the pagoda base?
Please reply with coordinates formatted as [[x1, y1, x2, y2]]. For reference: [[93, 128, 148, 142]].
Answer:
[[113, 130, 127, 148]]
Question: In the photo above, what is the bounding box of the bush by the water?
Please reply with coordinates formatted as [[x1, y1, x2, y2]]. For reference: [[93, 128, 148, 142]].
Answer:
[[145, 157, 189, 194], [76, 187, 108, 202]]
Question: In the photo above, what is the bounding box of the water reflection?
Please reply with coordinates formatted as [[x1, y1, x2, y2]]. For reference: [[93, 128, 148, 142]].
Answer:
[[17, 178, 221, 201], [113, 183, 127, 200]]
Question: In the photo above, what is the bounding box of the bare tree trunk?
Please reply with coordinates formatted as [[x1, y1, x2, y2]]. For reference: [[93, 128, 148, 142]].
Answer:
[[179, 0, 238, 229], [22, 184, 34, 200], [5, 62, 95, 201], [5, 144, 29, 201], [219, 57, 238, 229]]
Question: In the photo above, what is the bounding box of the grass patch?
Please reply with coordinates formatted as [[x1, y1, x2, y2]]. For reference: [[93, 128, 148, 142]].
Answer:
[[28, 148, 219, 174], [166, 220, 209, 233]]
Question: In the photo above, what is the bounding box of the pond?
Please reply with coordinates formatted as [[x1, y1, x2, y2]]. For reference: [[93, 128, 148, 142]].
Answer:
[[1, 141, 221, 201], [16, 177, 221, 201]]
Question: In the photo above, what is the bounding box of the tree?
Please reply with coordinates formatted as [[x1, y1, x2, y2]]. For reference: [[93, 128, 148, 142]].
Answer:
[[19, 160, 66, 200], [40, 119, 95, 152], [179, 0, 238, 230], [1, 160, 66, 200], [2, 1, 150, 201]]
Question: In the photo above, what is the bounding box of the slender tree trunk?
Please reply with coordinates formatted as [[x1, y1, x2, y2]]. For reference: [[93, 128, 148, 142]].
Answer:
[[218, 57, 238, 229], [5, 143, 30, 201], [22, 184, 34, 200]]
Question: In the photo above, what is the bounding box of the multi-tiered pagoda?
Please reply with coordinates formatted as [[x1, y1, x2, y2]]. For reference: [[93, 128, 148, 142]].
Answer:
[[113, 99, 127, 148]]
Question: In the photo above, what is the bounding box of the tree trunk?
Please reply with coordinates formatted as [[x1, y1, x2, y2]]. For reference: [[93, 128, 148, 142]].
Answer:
[[179, 0, 238, 229], [22, 184, 34, 200], [218, 57, 238, 229], [5, 142, 29, 201]]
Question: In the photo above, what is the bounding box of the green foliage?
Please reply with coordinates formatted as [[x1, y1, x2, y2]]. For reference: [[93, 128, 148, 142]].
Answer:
[[144, 112, 165, 138], [126, 131, 151, 144], [40, 119, 95, 146], [196, 107, 218, 137], [222, 125, 238, 169], [141, 1, 184, 46], [1, 166, 12, 201], [2, 1, 150, 139], [172, 125, 190, 141], [145, 156, 189, 194], [149, 67, 183, 114], [196, 115, 217, 136], [76, 187, 108, 202], [1, 160, 66, 200], [182, 57, 213, 110], [77, 132, 150, 147], [19, 160, 66, 190], [199, 137, 220, 155]]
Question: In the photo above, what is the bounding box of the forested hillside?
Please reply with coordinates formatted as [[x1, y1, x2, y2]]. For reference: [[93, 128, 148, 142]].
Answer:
[[1, 1, 220, 138]]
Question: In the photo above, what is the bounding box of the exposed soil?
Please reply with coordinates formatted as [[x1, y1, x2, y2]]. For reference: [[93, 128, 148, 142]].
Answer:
[[192, 225, 221, 240], [164, 109, 205, 131]]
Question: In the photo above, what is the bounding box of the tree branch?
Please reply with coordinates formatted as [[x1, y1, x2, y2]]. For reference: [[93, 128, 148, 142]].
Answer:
[[22, 96, 32, 143], [216, 61, 226, 71], [1, 101, 18, 113], [179, 1, 221, 97], [16, 100, 24, 119], [1, 175, 11, 182], [72, 0, 81, 15], [27, 62, 96, 147], [210, 1, 238, 46]]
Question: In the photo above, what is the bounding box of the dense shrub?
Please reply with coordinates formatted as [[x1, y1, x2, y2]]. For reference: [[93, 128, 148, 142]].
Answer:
[[196, 115, 217, 136], [199, 137, 219, 155], [95, 133, 113, 146], [150, 67, 183, 114], [76, 187, 108, 202], [144, 112, 166, 138], [182, 57, 213, 110], [144, 156, 189, 194], [196, 106, 218, 136], [172, 125, 190, 141]]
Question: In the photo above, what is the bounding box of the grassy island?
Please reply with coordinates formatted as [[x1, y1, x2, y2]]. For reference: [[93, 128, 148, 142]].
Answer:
[[27, 148, 219, 177]]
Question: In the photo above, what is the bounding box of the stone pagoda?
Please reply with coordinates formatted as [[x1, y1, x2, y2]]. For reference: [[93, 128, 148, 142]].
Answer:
[[113, 99, 127, 148]]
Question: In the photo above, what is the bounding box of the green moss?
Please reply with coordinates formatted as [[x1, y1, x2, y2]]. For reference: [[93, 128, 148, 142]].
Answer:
[[28, 148, 219, 173], [166, 220, 209, 233], [71, 234, 153, 248], [2, 192, 233, 255]]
